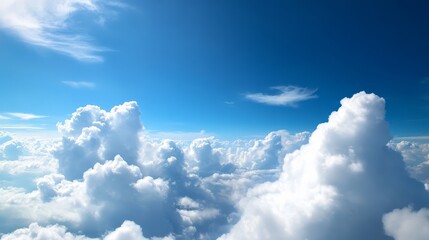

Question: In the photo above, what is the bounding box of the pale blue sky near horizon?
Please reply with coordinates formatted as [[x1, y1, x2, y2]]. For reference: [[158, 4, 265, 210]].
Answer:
[[0, 0, 429, 139]]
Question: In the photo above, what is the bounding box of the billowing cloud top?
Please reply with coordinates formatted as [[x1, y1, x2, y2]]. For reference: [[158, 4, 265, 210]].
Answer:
[[0, 92, 428, 240], [54, 101, 142, 179], [220, 92, 429, 240]]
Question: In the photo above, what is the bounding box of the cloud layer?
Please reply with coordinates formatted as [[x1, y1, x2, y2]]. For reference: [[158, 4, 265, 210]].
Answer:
[[0, 92, 429, 239]]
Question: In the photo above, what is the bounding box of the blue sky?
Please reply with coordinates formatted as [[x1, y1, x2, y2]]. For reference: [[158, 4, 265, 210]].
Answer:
[[2, 2, 429, 239], [0, 0, 429, 138]]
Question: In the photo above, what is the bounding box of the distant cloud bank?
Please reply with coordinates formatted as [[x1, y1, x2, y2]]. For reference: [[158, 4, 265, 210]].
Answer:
[[0, 92, 428, 239]]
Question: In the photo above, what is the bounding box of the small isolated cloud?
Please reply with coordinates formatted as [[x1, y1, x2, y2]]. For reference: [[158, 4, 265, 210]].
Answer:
[[0, 115, 10, 120], [62, 81, 96, 89], [0, 0, 123, 62], [6, 113, 47, 120], [245, 86, 317, 106]]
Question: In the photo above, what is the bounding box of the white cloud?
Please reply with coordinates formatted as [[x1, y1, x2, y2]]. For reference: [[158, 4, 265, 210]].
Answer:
[[245, 86, 317, 106], [383, 207, 429, 240], [2, 92, 429, 239], [0, 115, 10, 120], [0, 134, 57, 178], [0, 0, 122, 62], [0, 220, 167, 240], [389, 141, 429, 184], [0, 222, 94, 240], [178, 208, 220, 225], [104, 220, 148, 240], [177, 197, 200, 209], [54, 101, 142, 179], [147, 130, 209, 142], [394, 136, 429, 141], [62, 81, 96, 89], [225, 130, 309, 170], [220, 92, 429, 240], [0, 155, 178, 238], [0, 140, 24, 160], [133, 176, 169, 199], [80, 155, 177, 237], [187, 137, 222, 177], [0, 156, 56, 177], [36, 174, 66, 202], [6, 113, 47, 120], [0, 132, 12, 145]]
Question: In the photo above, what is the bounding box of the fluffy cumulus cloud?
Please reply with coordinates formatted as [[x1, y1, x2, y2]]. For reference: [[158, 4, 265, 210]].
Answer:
[[187, 137, 223, 177], [0, 155, 177, 238], [0, 140, 24, 160], [0, 132, 12, 144], [0, 133, 56, 190], [223, 130, 309, 170], [0, 132, 23, 160], [0, 220, 168, 240], [80, 155, 176, 237], [0, 222, 93, 240], [0, 0, 124, 61], [383, 207, 429, 240], [219, 92, 429, 240], [1, 92, 429, 239], [54, 101, 142, 180], [389, 141, 429, 185], [104, 221, 148, 240]]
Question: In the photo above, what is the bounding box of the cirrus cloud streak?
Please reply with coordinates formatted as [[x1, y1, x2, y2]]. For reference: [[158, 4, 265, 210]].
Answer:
[[245, 86, 317, 106]]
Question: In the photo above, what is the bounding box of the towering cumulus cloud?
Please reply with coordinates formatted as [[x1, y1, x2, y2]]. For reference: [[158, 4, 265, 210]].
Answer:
[[54, 101, 142, 179], [220, 92, 429, 240]]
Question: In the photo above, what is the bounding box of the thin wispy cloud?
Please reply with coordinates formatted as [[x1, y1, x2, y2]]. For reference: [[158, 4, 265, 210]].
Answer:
[[0, 115, 10, 120], [245, 86, 317, 106], [0, 0, 122, 62], [62, 81, 96, 89], [0, 125, 44, 130], [393, 136, 429, 141], [6, 112, 47, 120]]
